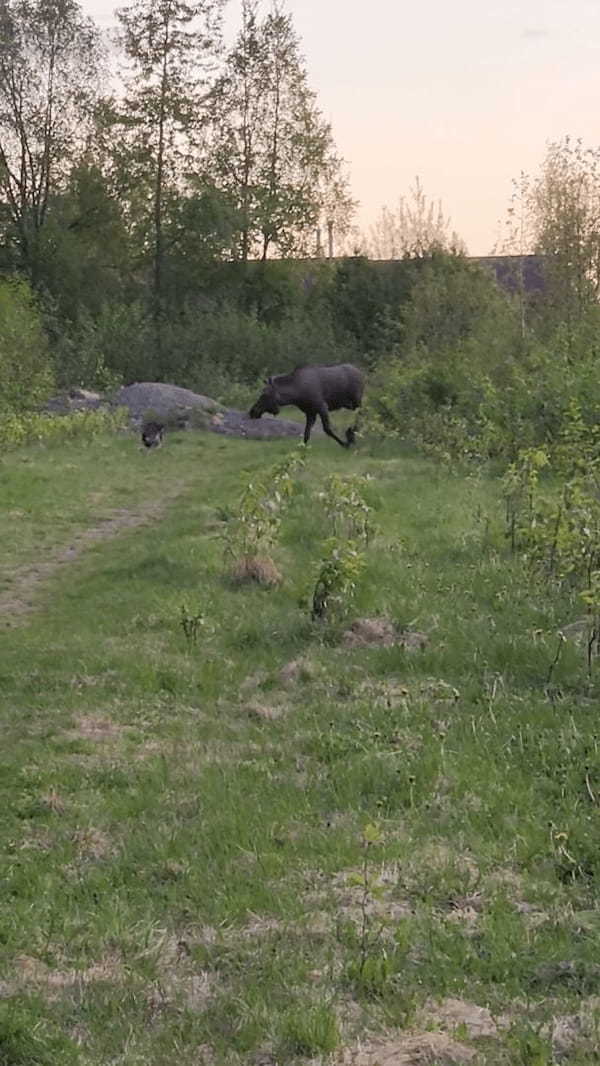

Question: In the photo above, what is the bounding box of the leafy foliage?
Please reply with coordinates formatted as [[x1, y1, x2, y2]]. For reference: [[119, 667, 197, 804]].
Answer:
[[311, 538, 366, 622], [0, 277, 54, 412], [365, 176, 465, 259], [224, 445, 307, 567], [0, 0, 104, 279], [311, 470, 375, 622], [208, 1, 354, 260], [0, 406, 128, 449]]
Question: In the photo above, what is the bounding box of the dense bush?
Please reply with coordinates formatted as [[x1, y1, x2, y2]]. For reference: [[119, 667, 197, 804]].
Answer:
[[0, 407, 129, 450], [53, 290, 358, 402], [364, 255, 600, 466], [0, 277, 55, 413]]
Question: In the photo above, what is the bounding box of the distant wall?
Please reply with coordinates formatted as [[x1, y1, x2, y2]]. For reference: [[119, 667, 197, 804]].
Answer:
[[261, 252, 546, 297]]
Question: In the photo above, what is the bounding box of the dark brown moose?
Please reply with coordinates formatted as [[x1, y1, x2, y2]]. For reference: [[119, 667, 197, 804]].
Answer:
[[248, 363, 364, 447]]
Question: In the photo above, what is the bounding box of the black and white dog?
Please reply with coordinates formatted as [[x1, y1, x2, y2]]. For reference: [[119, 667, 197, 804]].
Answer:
[[141, 420, 164, 449]]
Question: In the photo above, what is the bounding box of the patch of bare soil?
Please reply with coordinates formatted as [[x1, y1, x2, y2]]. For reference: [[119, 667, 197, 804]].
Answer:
[[229, 554, 282, 587], [342, 618, 429, 651], [304, 864, 413, 932], [149, 934, 221, 1014], [278, 657, 316, 685], [335, 1030, 476, 1065], [72, 826, 116, 861], [421, 998, 502, 1039], [545, 998, 600, 1061], [73, 714, 126, 740], [14, 952, 123, 999], [241, 702, 287, 722], [1, 484, 185, 625], [406, 842, 481, 886], [40, 789, 67, 814]]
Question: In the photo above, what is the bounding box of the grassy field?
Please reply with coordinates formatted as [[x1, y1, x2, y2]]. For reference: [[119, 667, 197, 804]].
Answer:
[[2, 428, 600, 1066]]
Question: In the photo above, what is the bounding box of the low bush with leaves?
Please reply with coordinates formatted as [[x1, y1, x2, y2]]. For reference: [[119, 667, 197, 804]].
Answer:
[[311, 538, 366, 622], [310, 470, 376, 622], [317, 472, 377, 545], [224, 446, 308, 581], [0, 407, 129, 451], [500, 404, 600, 675], [0, 277, 55, 414]]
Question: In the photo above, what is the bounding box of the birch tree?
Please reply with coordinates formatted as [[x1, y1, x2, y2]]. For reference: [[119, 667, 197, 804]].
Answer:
[[0, 0, 103, 279], [208, 1, 354, 261], [112, 0, 225, 310], [532, 138, 600, 327], [366, 178, 465, 260]]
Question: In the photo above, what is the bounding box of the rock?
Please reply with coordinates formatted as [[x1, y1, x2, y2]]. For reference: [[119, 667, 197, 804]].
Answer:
[[45, 388, 104, 414], [209, 408, 311, 440], [111, 382, 224, 423], [560, 618, 591, 644], [45, 379, 326, 440], [70, 387, 102, 404]]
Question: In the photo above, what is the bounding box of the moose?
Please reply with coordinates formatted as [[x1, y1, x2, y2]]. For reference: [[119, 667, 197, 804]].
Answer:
[[248, 363, 364, 447], [141, 420, 164, 449]]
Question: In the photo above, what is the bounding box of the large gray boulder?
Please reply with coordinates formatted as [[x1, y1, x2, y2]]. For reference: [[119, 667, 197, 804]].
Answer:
[[43, 380, 322, 440], [111, 382, 224, 423], [209, 408, 309, 439]]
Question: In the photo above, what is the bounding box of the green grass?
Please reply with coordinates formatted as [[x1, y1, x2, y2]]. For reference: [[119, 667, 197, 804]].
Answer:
[[2, 429, 600, 1064]]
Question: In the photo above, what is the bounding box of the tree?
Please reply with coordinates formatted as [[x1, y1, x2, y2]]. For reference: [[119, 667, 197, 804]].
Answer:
[[532, 138, 600, 329], [112, 0, 225, 312], [493, 171, 537, 340], [208, 1, 354, 261], [501, 138, 600, 336], [0, 0, 104, 281], [35, 159, 134, 320], [365, 177, 465, 260], [0, 276, 54, 411]]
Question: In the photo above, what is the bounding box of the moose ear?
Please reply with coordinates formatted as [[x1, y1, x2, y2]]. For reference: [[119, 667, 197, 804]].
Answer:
[[267, 376, 274, 385]]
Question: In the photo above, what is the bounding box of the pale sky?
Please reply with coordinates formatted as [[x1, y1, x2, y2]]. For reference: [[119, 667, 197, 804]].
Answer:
[[82, 0, 600, 255]]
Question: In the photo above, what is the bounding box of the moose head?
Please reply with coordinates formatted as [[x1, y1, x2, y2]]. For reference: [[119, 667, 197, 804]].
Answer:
[[248, 376, 281, 419]]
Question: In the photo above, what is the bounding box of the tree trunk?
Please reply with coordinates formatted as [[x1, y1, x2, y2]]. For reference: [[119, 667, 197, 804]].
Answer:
[[154, 6, 171, 321]]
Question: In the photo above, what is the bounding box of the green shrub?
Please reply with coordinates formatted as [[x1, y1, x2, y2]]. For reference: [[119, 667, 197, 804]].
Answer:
[[0, 407, 129, 450], [0, 277, 54, 413]]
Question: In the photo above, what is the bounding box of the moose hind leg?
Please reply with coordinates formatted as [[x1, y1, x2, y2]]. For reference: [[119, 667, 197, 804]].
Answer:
[[319, 408, 349, 448], [345, 405, 362, 446]]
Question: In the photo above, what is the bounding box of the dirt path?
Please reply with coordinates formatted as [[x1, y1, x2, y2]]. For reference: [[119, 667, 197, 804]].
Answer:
[[1, 485, 185, 626]]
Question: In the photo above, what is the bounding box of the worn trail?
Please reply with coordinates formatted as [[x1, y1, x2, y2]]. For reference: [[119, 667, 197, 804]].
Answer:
[[1, 483, 185, 625]]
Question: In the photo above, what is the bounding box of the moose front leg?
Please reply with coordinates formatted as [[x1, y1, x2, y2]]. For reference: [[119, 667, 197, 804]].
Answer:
[[304, 411, 317, 444]]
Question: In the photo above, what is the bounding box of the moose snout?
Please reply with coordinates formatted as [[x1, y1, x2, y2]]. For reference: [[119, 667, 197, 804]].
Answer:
[[248, 403, 262, 419]]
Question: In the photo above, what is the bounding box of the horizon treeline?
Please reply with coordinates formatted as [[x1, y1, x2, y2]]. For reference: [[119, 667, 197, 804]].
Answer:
[[2, 0, 600, 440]]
